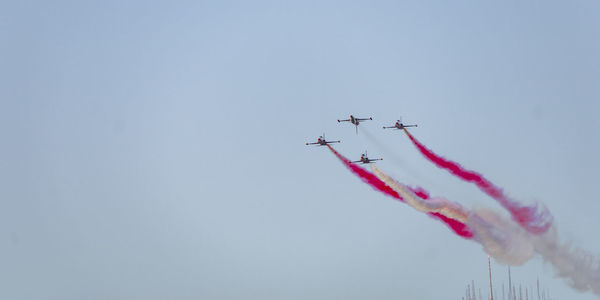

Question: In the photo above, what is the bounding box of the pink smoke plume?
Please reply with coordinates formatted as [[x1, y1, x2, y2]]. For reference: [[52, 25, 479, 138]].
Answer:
[[326, 145, 474, 238], [402, 129, 552, 235]]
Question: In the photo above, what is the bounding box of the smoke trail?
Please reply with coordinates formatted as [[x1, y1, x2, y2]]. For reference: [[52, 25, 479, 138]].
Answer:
[[326, 144, 400, 199], [371, 165, 600, 297], [466, 208, 536, 266], [326, 144, 474, 238], [402, 129, 552, 235], [532, 229, 600, 295], [371, 165, 533, 264], [370, 165, 469, 223]]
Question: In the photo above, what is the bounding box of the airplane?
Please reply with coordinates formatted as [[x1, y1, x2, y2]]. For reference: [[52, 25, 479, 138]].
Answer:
[[337, 114, 373, 134], [349, 150, 382, 164], [305, 134, 341, 146], [383, 117, 418, 130]]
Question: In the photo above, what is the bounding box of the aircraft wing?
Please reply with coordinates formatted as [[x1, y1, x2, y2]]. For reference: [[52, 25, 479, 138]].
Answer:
[[338, 119, 350, 122]]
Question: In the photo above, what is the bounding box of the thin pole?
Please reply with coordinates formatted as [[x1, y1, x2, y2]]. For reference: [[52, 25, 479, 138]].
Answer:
[[469, 284, 472, 300], [519, 284, 522, 300], [488, 256, 494, 300], [508, 267, 512, 300]]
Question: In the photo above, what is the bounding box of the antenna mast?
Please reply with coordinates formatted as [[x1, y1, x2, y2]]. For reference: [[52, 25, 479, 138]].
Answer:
[[488, 256, 494, 300]]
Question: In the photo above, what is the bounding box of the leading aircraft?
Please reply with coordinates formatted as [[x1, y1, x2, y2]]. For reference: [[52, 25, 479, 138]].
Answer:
[[383, 118, 418, 130], [338, 114, 373, 134], [349, 151, 382, 164], [305, 134, 341, 146]]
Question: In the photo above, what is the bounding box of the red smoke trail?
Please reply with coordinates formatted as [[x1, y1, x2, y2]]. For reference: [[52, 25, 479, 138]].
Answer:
[[327, 144, 400, 199], [402, 129, 552, 235], [430, 213, 473, 238], [326, 144, 474, 238]]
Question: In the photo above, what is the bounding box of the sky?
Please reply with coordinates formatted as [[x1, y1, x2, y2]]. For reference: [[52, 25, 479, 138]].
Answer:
[[1, 1, 599, 299]]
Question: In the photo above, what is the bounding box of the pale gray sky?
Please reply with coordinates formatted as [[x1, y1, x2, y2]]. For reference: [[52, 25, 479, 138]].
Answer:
[[1, 1, 599, 299]]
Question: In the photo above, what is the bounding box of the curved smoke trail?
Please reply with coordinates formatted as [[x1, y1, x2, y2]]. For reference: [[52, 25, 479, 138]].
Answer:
[[369, 165, 469, 222], [326, 144, 400, 199], [371, 165, 600, 296], [326, 144, 473, 239], [532, 229, 600, 295], [370, 165, 534, 265], [402, 129, 553, 235]]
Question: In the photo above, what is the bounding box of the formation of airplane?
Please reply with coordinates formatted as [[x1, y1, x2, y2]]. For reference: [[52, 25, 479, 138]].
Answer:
[[306, 115, 418, 165], [349, 151, 382, 164]]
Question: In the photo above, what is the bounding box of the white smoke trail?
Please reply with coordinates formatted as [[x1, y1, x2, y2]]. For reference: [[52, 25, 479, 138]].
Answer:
[[370, 165, 468, 222], [371, 165, 600, 296], [532, 229, 600, 295], [371, 165, 534, 265], [466, 208, 535, 265]]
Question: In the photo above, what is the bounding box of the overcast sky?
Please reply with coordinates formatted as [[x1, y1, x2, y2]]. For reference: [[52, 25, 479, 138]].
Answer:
[[1, 1, 599, 299]]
